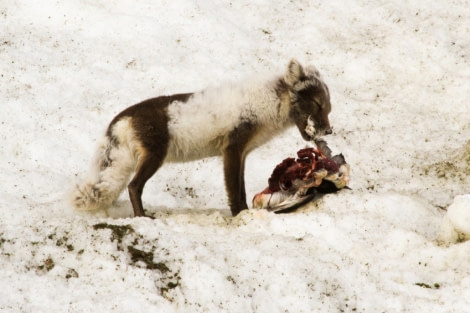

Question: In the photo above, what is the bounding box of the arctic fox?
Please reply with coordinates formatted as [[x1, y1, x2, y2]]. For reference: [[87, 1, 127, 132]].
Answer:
[[71, 59, 332, 217]]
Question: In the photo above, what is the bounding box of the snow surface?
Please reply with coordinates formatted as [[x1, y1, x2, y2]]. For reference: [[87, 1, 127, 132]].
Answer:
[[1, 0, 470, 312]]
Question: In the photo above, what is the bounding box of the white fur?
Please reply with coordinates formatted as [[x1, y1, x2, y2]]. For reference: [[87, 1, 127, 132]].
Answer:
[[165, 75, 292, 161], [70, 118, 141, 211]]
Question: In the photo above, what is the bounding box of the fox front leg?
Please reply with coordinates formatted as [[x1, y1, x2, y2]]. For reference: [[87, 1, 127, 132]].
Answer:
[[223, 149, 249, 216], [222, 122, 256, 216]]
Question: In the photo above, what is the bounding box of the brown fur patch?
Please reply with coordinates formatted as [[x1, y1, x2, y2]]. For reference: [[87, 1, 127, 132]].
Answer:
[[108, 93, 193, 152]]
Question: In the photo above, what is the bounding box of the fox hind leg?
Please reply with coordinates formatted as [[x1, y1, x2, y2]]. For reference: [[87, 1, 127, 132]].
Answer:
[[128, 153, 165, 217]]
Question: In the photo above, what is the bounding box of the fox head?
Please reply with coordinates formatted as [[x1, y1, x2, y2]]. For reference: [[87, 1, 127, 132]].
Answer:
[[285, 59, 332, 141]]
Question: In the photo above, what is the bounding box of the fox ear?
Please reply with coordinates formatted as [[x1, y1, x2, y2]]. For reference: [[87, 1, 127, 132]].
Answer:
[[285, 59, 305, 87]]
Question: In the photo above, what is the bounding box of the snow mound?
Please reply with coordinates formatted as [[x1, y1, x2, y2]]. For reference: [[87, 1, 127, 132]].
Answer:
[[439, 195, 470, 243]]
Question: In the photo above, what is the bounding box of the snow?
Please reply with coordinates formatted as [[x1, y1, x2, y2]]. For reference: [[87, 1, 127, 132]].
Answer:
[[440, 195, 470, 243], [1, 0, 470, 312]]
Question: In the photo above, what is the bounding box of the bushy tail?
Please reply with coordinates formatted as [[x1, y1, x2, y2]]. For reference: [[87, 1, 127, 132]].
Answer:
[[70, 131, 136, 212]]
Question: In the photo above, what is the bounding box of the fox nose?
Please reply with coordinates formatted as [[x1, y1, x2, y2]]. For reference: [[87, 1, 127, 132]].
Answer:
[[325, 128, 333, 135]]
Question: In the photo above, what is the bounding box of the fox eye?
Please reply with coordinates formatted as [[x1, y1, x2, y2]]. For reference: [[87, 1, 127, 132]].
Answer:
[[313, 99, 323, 108]]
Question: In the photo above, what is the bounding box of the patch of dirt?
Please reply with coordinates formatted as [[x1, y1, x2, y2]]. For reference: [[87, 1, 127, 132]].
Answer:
[[424, 140, 470, 183]]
